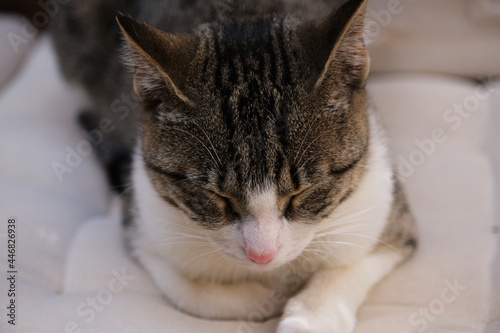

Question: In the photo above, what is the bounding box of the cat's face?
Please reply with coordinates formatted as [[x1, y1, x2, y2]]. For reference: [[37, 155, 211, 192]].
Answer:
[[120, 0, 370, 268]]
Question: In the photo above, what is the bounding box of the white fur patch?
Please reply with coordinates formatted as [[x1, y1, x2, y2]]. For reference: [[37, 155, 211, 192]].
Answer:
[[247, 187, 278, 216], [242, 188, 281, 257]]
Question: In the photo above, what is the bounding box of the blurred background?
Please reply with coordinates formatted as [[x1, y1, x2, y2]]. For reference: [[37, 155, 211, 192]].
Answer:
[[2, 0, 500, 77]]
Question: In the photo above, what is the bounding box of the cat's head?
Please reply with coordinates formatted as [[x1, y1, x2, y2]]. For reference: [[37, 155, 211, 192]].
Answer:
[[120, 0, 371, 269]]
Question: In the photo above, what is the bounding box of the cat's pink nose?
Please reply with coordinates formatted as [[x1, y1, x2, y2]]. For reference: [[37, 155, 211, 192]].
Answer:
[[246, 250, 277, 264]]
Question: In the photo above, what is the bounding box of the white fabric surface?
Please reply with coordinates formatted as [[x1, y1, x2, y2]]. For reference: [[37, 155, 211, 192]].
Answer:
[[0, 25, 498, 333]]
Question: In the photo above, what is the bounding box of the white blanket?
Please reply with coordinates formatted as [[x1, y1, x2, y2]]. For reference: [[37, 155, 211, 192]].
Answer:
[[0, 26, 498, 333]]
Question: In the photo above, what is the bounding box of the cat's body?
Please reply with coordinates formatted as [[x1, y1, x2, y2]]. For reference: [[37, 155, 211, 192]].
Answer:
[[52, 0, 344, 155], [53, 0, 417, 331]]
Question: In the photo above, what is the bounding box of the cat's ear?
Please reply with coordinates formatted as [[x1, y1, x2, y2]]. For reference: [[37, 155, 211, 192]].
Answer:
[[299, 0, 369, 95], [116, 15, 198, 106]]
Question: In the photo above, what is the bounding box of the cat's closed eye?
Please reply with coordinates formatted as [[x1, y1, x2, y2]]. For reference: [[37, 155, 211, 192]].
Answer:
[[330, 157, 363, 175], [283, 185, 310, 217], [205, 189, 240, 218]]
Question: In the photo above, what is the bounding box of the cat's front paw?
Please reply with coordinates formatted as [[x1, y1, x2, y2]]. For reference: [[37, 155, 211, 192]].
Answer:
[[277, 298, 356, 333]]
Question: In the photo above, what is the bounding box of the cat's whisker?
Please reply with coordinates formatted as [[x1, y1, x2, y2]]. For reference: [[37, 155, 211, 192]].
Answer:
[[314, 224, 369, 238], [314, 206, 378, 232], [293, 110, 326, 163], [181, 249, 220, 269], [316, 211, 376, 230], [150, 241, 212, 249], [163, 125, 223, 177], [128, 207, 202, 232], [296, 251, 316, 269], [151, 222, 203, 236], [210, 256, 227, 281], [192, 120, 223, 168], [156, 232, 206, 239], [316, 218, 369, 234], [128, 213, 208, 242], [203, 191, 218, 210], [308, 240, 369, 249], [338, 232, 401, 253], [153, 237, 206, 244], [150, 234, 211, 246], [292, 152, 322, 178], [302, 248, 340, 268], [156, 232, 207, 242], [152, 218, 201, 229], [202, 249, 221, 274], [295, 131, 330, 167], [333, 205, 378, 220], [111, 183, 135, 201], [314, 221, 368, 237], [152, 235, 209, 242], [157, 231, 205, 240]]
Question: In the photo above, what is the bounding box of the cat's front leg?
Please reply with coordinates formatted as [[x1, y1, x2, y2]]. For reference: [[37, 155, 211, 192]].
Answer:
[[143, 255, 284, 320], [277, 248, 405, 333]]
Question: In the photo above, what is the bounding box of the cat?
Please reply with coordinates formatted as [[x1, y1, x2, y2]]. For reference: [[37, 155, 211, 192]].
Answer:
[[52, 0, 418, 331]]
